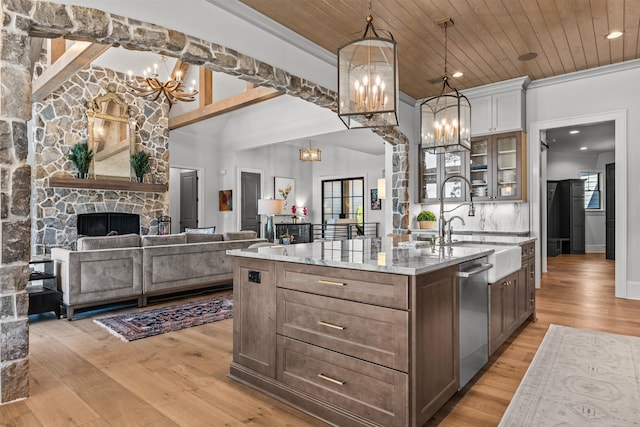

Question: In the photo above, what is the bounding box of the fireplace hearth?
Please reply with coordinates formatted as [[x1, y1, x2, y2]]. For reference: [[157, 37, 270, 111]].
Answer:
[[77, 213, 140, 236]]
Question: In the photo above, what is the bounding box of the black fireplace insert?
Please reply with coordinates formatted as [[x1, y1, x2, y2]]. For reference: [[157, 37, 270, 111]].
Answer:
[[77, 213, 140, 236]]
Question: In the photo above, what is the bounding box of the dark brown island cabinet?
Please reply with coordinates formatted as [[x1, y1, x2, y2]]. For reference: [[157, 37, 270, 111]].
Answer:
[[230, 258, 460, 427]]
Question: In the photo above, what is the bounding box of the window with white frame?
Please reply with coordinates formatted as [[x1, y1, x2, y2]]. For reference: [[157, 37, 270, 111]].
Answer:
[[580, 172, 601, 209]]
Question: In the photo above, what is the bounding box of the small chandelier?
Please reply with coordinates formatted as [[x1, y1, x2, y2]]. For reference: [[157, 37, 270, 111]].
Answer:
[[337, 1, 398, 129], [126, 56, 198, 109], [299, 141, 321, 162], [420, 18, 471, 153]]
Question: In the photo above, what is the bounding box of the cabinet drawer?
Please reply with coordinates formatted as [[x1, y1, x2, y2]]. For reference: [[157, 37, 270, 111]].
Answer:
[[521, 241, 535, 260], [276, 262, 408, 309], [277, 288, 408, 372], [277, 336, 408, 427]]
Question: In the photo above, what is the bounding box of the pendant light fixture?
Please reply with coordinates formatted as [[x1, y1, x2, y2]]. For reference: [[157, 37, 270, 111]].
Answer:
[[337, 1, 398, 129], [420, 18, 471, 153], [299, 141, 321, 162]]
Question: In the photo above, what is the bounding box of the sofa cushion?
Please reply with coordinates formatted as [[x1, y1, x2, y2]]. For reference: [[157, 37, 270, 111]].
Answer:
[[77, 234, 141, 251], [185, 226, 216, 234], [223, 230, 258, 241], [141, 234, 188, 247], [186, 233, 224, 243]]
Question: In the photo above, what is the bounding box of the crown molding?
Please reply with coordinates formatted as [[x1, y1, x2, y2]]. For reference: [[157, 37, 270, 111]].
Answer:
[[205, 0, 337, 66], [205, 0, 416, 108], [529, 58, 640, 90]]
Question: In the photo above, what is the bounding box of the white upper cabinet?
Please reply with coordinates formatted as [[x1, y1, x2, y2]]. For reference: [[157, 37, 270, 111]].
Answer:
[[464, 77, 530, 137]]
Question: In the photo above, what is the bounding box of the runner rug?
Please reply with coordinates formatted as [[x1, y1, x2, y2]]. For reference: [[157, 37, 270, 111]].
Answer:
[[499, 324, 640, 426], [93, 295, 233, 342]]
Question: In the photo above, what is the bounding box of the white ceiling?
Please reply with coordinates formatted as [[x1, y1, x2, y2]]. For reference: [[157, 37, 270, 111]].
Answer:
[[545, 121, 615, 156]]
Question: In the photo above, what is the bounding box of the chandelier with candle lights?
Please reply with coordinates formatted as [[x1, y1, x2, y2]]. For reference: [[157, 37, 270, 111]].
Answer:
[[420, 18, 471, 153], [337, 1, 398, 129], [126, 56, 198, 109]]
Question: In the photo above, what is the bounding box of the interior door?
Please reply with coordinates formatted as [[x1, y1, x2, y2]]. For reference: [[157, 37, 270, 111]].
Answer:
[[606, 163, 615, 260], [180, 170, 198, 231], [241, 171, 261, 234]]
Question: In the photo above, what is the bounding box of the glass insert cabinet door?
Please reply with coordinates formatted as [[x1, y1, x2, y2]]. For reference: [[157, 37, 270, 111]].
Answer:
[[419, 147, 467, 203], [496, 134, 518, 198], [470, 131, 524, 201], [470, 137, 490, 200]]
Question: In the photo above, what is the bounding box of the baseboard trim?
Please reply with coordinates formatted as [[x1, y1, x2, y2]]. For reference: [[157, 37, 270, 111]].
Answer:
[[625, 281, 640, 300]]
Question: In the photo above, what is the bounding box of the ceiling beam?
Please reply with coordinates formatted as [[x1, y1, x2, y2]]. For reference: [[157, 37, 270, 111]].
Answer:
[[32, 41, 109, 103], [199, 67, 212, 107], [48, 37, 66, 65], [169, 86, 282, 130]]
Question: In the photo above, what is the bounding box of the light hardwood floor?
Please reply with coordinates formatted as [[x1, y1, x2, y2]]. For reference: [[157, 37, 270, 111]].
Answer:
[[2, 254, 638, 426]]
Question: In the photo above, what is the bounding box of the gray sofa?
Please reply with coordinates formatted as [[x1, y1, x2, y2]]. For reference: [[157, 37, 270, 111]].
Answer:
[[51, 231, 262, 319]]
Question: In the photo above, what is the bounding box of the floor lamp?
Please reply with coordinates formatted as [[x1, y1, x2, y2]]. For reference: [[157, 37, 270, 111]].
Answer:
[[258, 199, 283, 243]]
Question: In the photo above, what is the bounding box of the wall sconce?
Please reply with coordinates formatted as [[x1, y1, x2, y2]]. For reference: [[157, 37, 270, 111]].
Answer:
[[377, 177, 386, 200]]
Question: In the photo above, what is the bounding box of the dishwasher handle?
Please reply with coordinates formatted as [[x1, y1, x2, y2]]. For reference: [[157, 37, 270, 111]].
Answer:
[[458, 263, 493, 278]]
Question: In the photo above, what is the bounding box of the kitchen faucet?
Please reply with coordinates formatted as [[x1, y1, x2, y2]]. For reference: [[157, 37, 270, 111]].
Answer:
[[439, 174, 475, 244], [446, 215, 465, 244]]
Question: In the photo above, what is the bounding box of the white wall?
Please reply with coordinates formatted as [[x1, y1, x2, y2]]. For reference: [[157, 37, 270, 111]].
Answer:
[[527, 62, 639, 298], [169, 132, 220, 230]]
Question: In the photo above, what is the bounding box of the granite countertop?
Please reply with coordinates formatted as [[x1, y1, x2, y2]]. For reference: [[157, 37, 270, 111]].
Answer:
[[227, 237, 494, 276]]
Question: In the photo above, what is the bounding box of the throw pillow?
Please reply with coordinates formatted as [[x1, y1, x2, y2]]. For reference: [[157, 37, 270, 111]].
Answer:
[[223, 230, 258, 241], [77, 234, 141, 251], [186, 233, 224, 243], [141, 234, 188, 247], [185, 226, 216, 234]]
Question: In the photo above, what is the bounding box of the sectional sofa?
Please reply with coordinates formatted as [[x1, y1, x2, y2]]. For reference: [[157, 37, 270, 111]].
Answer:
[[51, 231, 262, 320]]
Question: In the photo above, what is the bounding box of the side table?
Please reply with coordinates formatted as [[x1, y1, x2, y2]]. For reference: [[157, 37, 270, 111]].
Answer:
[[27, 258, 62, 318]]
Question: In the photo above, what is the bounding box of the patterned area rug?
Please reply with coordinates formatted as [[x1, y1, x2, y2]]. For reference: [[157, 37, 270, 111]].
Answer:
[[499, 324, 640, 426], [94, 295, 233, 342]]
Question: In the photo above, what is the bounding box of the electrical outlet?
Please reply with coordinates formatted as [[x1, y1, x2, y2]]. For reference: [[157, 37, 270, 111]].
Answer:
[[248, 270, 261, 283]]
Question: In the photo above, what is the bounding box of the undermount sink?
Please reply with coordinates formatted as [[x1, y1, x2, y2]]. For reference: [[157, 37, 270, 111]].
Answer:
[[452, 242, 521, 283]]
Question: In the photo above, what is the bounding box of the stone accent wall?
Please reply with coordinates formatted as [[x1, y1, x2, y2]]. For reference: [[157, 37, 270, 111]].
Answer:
[[0, 0, 412, 404], [31, 65, 169, 254], [0, 0, 33, 403]]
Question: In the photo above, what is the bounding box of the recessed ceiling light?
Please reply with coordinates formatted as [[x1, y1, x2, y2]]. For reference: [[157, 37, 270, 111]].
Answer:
[[606, 31, 623, 40], [452, 71, 463, 78], [580, 146, 588, 150], [569, 130, 580, 134]]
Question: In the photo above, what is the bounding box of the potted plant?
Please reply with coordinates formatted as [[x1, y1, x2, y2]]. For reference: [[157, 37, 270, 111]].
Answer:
[[417, 210, 437, 229], [280, 231, 293, 245], [68, 142, 93, 179], [130, 151, 151, 183]]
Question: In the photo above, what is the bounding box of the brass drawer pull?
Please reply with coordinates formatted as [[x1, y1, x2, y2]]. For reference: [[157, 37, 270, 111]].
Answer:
[[318, 321, 345, 330], [318, 279, 345, 287], [317, 373, 345, 386]]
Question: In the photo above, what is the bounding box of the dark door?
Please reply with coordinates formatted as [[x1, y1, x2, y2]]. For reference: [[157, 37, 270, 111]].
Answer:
[[180, 170, 198, 231], [241, 171, 261, 234], [570, 180, 585, 254], [606, 163, 615, 260]]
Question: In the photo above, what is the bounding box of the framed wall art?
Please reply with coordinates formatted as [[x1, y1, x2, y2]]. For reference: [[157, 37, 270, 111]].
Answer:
[[274, 177, 295, 214], [371, 188, 381, 210], [219, 190, 232, 211]]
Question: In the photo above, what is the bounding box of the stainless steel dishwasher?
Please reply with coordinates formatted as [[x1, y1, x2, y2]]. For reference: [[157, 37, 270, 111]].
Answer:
[[458, 257, 492, 389]]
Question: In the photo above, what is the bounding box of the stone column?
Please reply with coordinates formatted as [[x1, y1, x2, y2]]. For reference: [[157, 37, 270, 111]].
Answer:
[[0, 0, 33, 403]]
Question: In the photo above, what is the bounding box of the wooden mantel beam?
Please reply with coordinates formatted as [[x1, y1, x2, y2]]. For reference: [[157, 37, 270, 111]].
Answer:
[[32, 41, 109, 103], [168, 86, 282, 130]]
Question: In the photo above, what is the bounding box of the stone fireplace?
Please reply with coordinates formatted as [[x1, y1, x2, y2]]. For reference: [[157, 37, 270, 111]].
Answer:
[[31, 65, 169, 255]]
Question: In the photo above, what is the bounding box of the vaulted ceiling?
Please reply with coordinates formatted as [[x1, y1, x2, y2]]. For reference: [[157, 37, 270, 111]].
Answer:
[[240, 0, 639, 100]]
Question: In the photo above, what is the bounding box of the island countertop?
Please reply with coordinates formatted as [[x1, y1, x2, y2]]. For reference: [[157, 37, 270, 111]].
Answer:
[[227, 237, 494, 275]]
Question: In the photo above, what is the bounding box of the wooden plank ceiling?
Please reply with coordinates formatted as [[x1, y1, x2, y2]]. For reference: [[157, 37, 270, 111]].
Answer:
[[240, 0, 639, 99]]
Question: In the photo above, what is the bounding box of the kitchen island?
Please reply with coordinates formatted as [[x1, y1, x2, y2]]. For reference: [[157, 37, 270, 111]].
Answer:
[[227, 238, 495, 427]]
